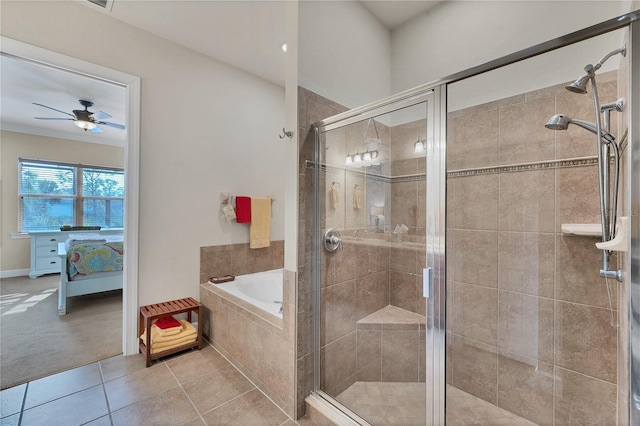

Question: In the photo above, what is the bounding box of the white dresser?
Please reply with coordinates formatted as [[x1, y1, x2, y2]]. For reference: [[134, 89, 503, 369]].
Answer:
[[29, 229, 123, 278]]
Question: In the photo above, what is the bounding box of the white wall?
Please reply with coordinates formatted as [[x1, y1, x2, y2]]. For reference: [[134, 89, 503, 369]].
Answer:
[[298, 0, 391, 110], [298, 1, 630, 113], [1, 1, 285, 305], [391, 1, 628, 96]]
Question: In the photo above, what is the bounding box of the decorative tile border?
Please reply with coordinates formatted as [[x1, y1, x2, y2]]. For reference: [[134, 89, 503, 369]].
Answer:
[[305, 160, 425, 184], [447, 157, 600, 178], [306, 157, 606, 182]]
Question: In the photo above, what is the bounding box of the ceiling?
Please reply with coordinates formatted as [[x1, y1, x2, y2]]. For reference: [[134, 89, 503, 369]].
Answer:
[[361, 1, 442, 29], [1, 54, 127, 147], [0, 0, 434, 144]]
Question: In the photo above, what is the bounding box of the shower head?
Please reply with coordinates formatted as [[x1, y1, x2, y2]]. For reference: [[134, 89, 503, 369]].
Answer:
[[545, 114, 616, 143], [545, 114, 571, 130], [565, 44, 626, 94], [565, 74, 590, 94]]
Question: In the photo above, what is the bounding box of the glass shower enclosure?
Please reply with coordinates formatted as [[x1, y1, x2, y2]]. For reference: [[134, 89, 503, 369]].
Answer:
[[303, 12, 640, 426], [310, 89, 441, 425]]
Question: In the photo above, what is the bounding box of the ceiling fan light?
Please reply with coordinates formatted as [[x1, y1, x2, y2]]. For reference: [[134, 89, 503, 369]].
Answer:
[[74, 119, 97, 130]]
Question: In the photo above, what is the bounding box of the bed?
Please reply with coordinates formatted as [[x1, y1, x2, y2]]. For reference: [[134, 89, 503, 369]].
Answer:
[[57, 233, 124, 315]]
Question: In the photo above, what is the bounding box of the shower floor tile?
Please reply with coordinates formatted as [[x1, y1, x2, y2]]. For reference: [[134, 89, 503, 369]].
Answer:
[[335, 382, 537, 425]]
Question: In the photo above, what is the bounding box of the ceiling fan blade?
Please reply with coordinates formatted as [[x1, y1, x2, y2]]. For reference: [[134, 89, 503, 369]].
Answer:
[[34, 117, 74, 121], [97, 121, 126, 130], [91, 126, 104, 134], [32, 103, 75, 118], [93, 111, 112, 120]]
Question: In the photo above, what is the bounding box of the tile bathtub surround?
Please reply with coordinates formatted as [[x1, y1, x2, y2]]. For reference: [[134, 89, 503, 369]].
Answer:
[[447, 72, 621, 425], [199, 240, 284, 283], [200, 277, 296, 419], [0, 347, 293, 426]]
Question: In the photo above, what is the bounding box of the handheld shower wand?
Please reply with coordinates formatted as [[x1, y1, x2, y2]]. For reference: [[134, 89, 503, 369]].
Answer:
[[547, 44, 626, 282]]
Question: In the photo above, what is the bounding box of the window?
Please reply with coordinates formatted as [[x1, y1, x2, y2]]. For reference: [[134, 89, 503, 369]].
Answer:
[[19, 159, 124, 232]]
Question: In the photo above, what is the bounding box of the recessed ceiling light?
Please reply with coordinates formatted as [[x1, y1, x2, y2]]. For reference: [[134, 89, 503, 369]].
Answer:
[[281, 43, 287, 53]]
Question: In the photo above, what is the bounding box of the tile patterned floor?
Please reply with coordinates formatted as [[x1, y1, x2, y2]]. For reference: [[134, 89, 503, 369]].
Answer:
[[336, 382, 537, 426], [1, 342, 538, 426], [0, 344, 296, 426]]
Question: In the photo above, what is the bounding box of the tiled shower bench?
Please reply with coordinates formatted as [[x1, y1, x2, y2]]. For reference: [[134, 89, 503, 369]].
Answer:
[[356, 305, 426, 382]]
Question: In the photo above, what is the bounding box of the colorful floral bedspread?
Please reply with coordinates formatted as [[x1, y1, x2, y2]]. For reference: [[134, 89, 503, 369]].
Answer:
[[68, 241, 124, 278]]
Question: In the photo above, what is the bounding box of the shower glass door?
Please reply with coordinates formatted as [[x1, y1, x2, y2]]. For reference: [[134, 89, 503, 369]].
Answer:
[[444, 30, 626, 425], [313, 87, 444, 425]]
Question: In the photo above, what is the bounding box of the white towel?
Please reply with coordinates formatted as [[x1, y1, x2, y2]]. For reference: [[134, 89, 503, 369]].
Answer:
[[330, 187, 339, 209], [222, 204, 237, 222]]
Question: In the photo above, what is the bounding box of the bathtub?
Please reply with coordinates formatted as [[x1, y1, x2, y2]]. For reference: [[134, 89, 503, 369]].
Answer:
[[209, 269, 283, 319]]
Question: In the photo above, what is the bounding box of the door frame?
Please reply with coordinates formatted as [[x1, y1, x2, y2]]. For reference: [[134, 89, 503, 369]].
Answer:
[[1, 36, 141, 356]]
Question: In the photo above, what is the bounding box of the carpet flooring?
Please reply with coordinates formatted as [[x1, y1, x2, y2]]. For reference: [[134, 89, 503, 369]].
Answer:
[[0, 274, 122, 389]]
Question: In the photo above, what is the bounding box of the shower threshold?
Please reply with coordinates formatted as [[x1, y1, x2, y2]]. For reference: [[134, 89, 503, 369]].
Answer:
[[335, 382, 537, 426]]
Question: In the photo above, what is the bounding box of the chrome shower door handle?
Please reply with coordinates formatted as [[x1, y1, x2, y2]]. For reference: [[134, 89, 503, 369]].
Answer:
[[324, 228, 343, 253]]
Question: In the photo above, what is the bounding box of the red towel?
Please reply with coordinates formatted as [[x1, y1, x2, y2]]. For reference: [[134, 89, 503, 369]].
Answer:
[[236, 196, 251, 223], [154, 315, 181, 330]]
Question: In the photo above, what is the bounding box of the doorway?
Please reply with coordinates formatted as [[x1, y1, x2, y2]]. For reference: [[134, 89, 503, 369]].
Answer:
[[0, 36, 140, 362]]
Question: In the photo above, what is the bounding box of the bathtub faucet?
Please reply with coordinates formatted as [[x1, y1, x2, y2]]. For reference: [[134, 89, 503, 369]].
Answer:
[[273, 300, 283, 314]]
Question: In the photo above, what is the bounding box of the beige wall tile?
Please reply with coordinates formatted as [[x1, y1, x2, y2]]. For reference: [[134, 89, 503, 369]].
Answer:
[[356, 330, 381, 382], [556, 235, 617, 309], [447, 174, 499, 230], [356, 272, 389, 320], [306, 98, 339, 128], [320, 280, 358, 345], [498, 293, 554, 364], [452, 282, 498, 346], [391, 158, 419, 176], [555, 301, 617, 383], [381, 330, 420, 382], [449, 229, 498, 288], [327, 242, 359, 285], [498, 232, 555, 298], [296, 354, 314, 419], [497, 355, 554, 426], [498, 169, 555, 233], [447, 107, 499, 170], [450, 335, 498, 404], [555, 165, 601, 232], [390, 181, 419, 229], [356, 242, 389, 277], [389, 270, 419, 313], [498, 96, 555, 165], [389, 245, 419, 275], [554, 367, 617, 426], [320, 332, 357, 396]]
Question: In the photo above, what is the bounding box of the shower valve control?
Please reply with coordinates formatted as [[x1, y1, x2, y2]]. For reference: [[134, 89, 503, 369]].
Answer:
[[324, 228, 343, 253]]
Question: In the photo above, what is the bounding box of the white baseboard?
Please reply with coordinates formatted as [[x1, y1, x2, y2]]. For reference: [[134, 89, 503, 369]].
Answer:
[[1, 269, 30, 279]]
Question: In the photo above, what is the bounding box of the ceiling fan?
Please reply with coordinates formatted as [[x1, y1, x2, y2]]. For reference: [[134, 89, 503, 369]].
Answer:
[[33, 99, 125, 133]]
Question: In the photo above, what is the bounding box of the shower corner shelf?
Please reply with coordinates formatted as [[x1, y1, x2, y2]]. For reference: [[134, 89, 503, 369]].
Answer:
[[560, 223, 602, 237]]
